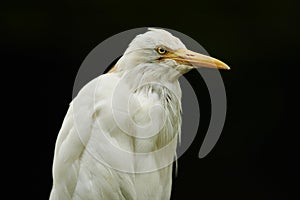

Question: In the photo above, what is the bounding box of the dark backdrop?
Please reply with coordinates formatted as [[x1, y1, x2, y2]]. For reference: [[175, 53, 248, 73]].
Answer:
[[2, 0, 299, 199]]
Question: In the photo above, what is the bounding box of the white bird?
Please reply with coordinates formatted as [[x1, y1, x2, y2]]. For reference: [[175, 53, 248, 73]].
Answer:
[[50, 28, 229, 200]]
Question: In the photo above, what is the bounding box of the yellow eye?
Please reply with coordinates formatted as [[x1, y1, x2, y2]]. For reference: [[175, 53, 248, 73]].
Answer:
[[157, 47, 167, 55]]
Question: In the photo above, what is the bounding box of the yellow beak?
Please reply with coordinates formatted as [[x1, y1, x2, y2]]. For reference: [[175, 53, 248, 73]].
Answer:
[[164, 49, 230, 70]]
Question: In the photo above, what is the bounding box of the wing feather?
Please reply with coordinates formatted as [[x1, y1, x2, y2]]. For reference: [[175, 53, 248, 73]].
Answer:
[[50, 73, 137, 200]]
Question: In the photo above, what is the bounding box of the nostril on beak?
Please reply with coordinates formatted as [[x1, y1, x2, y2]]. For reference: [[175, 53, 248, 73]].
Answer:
[[186, 54, 194, 57]]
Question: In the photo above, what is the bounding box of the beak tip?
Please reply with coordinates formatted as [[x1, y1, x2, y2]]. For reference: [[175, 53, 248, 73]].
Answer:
[[218, 64, 230, 70], [220, 63, 230, 70]]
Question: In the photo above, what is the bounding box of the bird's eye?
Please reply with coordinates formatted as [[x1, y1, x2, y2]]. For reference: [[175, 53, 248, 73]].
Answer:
[[157, 47, 167, 55]]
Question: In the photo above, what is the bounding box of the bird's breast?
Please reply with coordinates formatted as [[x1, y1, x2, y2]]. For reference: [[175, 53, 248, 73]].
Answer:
[[78, 74, 182, 173], [131, 84, 182, 152]]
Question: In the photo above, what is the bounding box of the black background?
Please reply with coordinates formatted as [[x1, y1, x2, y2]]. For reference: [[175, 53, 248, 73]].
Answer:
[[2, 0, 299, 199]]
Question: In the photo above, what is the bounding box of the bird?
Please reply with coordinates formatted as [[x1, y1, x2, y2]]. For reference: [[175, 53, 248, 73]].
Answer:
[[49, 28, 230, 200]]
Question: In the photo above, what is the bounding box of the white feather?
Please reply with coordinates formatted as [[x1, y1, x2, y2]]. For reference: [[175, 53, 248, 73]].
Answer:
[[50, 28, 186, 200]]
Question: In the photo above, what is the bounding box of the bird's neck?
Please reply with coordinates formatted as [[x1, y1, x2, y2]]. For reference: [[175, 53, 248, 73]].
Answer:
[[117, 65, 182, 151], [119, 63, 182, 90]]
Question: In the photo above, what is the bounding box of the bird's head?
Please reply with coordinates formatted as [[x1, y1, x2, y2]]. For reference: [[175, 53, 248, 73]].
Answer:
[[112, 28, 230, 75]]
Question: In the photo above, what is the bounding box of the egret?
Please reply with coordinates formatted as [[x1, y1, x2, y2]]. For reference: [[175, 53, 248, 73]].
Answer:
[[50, 28, 229, 200]]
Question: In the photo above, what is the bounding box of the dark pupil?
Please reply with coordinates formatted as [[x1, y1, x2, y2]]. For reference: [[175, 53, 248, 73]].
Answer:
[[159, 48, 165, 53]]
